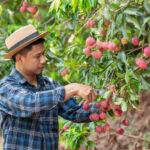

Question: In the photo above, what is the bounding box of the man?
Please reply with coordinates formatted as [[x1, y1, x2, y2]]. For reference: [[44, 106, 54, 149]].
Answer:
[[0, 24, 100, 150]]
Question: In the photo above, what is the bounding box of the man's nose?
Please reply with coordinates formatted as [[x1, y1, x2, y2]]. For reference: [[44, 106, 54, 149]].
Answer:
[[40, 55, 46, 64]]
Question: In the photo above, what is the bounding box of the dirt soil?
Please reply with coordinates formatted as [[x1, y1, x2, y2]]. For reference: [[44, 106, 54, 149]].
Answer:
[[59, 91, 150, 150]]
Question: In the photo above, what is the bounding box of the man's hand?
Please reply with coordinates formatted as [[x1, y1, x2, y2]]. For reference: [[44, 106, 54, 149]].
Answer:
[[64, 83, 98, 103]]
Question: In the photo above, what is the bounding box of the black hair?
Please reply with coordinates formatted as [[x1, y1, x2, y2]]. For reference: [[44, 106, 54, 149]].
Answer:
[[12, 38, 45, 62]]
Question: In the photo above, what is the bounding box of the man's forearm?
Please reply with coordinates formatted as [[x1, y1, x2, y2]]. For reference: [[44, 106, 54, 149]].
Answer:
[[64, 83, 79, 101], [64, 83, 97, 104]]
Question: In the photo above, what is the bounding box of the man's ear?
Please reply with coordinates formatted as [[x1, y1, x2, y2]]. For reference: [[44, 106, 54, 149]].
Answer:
[[16, 54, 23, 63]]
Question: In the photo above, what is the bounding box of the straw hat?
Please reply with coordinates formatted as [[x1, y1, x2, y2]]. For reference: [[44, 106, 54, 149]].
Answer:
[[4, 24, 48, 59]]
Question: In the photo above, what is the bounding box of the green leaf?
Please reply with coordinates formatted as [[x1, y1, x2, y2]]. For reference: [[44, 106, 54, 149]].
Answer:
[[87, 140, 97, 148], [144, 0, 150, 14], [141, 76, 150, 90], [109, 3, 120, 11], [148, 28, 150, 43], [103, 7, 110, 19], [112, 39, 120, 45], [130, 70, 138, 80], [55, 0, 61, 11], [126, 16, 141, 30], [143, 17, 150, 26], [116, 73, 124, 78], [130, 93, 137, 101], [116, 14, 123, 27], [121, 101, 127, 112], [125, 71, 131, 83], [120, 84, 128, 94], [123, 8, 143, 16], [103, 90, 112, 99], [121, 24, 128, 39], [118, 51, 128, 66], [0, 5, 2, 16], [116, 97, 124, 103]]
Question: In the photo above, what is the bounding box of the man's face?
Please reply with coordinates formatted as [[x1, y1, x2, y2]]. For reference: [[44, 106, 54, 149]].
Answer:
[[19, 42, 46, 75]]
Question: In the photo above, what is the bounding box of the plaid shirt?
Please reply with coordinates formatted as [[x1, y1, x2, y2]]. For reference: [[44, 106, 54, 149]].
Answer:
[[0, 67, 99, 150]]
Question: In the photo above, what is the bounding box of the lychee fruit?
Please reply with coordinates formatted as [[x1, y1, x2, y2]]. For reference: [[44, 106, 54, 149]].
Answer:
[[103, 124, 110, 132], [96, 41, 103, 49], [144, 47, 150, 56], [27, 6, 38, 15], [114, 109, 122, 117], [20, 6, 26, 13], [33, 6, 38, 12], [136, 57, 143, 66], [96, 125, 103, 133], [101, 100, 109, 109], [64, 125, 69, 131], [108, 42, 116, 51], [99, 112, 107, 120], [23, 1, 28, 7], [93, 51, 102, 59], [102, 42, 109, 50], [87, 20, 95, 28], [89, 113, 100, 121], [83, 48, 91, 56], [122, 119, 129, 126], [117, 128, 124, 135], [96, 102, 101, 108], [83, 104, 90, 111], [138, 61, 147, 69], [86, 37, 95, 46], [61, 71, 65, 77], [105, 20, 110, 28], [121, 38, 128, 45], [132, 37, 139, 46]]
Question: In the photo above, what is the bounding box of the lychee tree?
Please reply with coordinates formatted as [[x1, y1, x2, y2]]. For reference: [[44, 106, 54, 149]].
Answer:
[[0, 0, 150, 149], [48, 0, 150, 149]]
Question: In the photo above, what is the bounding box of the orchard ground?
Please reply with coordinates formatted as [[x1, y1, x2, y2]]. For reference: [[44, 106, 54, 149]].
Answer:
[[59, 91, 150, 150]]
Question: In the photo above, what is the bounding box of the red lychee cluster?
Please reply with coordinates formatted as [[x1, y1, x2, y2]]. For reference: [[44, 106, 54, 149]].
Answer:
[[84, 37, 121, 59], [80, 86, 130, 136], [135, 46, 150, 69], [96, 124, 110, 133], [60, 69, 70, 77], [117, 119, 130, 135], [136, 57, 147, 69], [121, 37, 139, 46], [83, 20, 122, 59], [20, 1, 38, 15]]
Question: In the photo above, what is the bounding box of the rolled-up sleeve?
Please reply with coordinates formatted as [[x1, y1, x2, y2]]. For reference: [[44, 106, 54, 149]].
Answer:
[[0, 82, 65, 117], [58, 97, 100, 123]]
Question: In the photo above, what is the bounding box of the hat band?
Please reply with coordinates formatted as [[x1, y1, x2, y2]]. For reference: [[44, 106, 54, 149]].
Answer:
[[8, 32, 40, 51]]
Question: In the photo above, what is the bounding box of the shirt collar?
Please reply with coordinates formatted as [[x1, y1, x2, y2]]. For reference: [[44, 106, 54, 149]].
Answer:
[[10, 67, 45, 86]]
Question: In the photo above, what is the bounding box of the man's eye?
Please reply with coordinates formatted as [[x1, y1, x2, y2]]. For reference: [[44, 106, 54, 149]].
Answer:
[[35, 55, 40, 58]]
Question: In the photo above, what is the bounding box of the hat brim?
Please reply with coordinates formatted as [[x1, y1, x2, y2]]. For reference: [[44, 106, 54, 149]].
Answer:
[[4, 31, 49, 59]]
